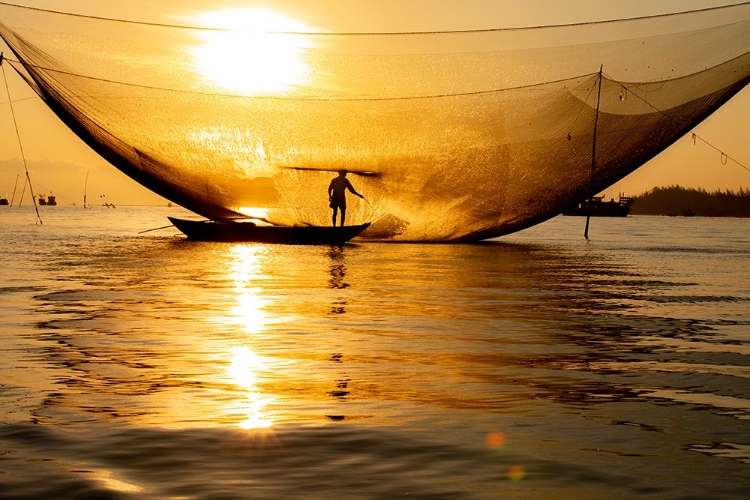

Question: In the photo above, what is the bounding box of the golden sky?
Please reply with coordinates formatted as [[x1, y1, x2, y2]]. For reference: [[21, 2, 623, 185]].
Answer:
[[1, 0, 749, 205]]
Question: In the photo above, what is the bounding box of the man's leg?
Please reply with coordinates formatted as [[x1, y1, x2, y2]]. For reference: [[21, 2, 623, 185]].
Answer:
[[332, 207, 338, 227], [340, 207, 346, 227]]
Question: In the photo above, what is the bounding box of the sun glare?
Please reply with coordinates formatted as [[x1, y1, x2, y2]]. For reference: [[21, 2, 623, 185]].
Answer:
[[191, 8, 314, 95], [229, 346, 266, 388], [228, 347, 275, 429], [227, 246, 268, 333], [238, 206, 270, 220]]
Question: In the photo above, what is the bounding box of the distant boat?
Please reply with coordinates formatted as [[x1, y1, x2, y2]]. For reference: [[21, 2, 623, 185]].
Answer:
[[0, 196, 8, 206], [682, 207, 695, 217], [37, 194, 57, 206], [169, 217, 371, 244], [563, 195, 634, 217]]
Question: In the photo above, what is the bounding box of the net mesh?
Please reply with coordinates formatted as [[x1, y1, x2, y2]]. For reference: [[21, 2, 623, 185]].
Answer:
[[1, 2, 749, 240]]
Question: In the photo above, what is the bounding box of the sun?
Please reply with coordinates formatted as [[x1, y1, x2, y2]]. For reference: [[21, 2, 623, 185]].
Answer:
[[191, 8, 314, 95]]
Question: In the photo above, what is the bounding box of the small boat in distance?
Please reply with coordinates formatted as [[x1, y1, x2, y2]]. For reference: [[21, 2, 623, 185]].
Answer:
[[37, 194, 57, 206], [563, 195, 634, 217], [168, 217, 371, 245], [1, 175, 19, 207]]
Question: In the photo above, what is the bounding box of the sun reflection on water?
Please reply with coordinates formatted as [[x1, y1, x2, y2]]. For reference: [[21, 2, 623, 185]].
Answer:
[[92, 469, 143, 494], [231, 289, 267, 334], [227, 246, 268, 334], [223, 246, 276, 429], [228, 346, 274, 429]]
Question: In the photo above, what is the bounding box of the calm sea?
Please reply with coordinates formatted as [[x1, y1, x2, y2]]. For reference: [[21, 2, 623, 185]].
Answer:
[[1, 206, 749, 499]]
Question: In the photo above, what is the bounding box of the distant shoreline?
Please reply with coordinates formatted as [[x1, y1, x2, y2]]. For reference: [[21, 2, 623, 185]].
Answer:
[[630, 185, 750, 217]]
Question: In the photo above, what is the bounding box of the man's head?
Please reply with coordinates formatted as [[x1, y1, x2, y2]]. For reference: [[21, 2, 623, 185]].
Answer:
[[338, 170, 347, 177]]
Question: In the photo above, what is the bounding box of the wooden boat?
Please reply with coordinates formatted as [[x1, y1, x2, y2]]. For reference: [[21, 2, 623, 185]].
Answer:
[[168, 217, 370, 244]]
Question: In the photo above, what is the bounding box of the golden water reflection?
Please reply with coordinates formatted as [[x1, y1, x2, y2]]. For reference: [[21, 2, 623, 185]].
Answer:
[[224, 245, 277, 429], [228, 347, 274, 429], [227, 245, 268, 334]]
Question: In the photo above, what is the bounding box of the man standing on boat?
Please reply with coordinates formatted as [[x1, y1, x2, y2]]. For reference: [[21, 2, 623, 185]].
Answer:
[[328, 170, 363, 227]]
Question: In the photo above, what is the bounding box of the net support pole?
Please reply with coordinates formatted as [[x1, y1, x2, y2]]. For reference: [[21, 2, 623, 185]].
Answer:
[[18, 174, 27, 207], [584, 66, 603, 239], [83, 169, 89, 208], [9, 173, 19, 207]]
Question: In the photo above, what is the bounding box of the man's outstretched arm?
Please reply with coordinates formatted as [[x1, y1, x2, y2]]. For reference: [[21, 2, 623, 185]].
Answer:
[[346, 181, 364, 198]]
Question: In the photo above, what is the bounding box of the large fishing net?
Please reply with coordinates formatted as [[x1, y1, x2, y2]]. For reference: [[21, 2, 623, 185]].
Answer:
[[1, 2, 749, 240]]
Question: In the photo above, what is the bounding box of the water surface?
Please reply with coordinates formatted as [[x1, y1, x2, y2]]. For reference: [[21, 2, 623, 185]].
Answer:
[[1, 206, 749, 498]]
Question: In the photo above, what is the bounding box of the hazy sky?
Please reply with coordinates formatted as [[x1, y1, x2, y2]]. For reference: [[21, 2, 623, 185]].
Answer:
[[1, 0, 749, 205]]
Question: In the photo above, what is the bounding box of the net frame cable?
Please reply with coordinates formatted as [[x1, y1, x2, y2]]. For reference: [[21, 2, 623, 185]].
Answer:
[[0, 0, 749, 35]]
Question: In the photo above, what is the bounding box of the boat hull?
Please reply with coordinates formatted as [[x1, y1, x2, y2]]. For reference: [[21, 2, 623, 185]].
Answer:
[[169, 217, 370, 244]]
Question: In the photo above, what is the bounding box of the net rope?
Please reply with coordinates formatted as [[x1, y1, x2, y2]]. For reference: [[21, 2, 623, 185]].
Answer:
[[0, 0, 748, 35], [0, 55, 592, 100], [611, 77, 750, 175]]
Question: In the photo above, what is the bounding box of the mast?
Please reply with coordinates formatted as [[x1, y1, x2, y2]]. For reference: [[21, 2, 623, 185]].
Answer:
[[584, 66, 604, 240]]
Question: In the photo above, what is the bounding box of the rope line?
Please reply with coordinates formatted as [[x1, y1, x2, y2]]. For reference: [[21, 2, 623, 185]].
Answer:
[[0, 96, 39, 105], [1, 55, 42, 224], [4, 56, 593, 101], [0, 0, 748, 35], [609, 74, 750, 175], [567, 75, 599, 139]]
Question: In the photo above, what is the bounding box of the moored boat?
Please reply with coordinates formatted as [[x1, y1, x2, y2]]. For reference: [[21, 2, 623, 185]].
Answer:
[[36, 194, 57, 206], [563, 195, 634, 217], [169, 217, 370, 244]]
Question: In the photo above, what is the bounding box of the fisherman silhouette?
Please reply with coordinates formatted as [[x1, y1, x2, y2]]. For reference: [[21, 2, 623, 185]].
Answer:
[[328, 170, 363, 227]]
